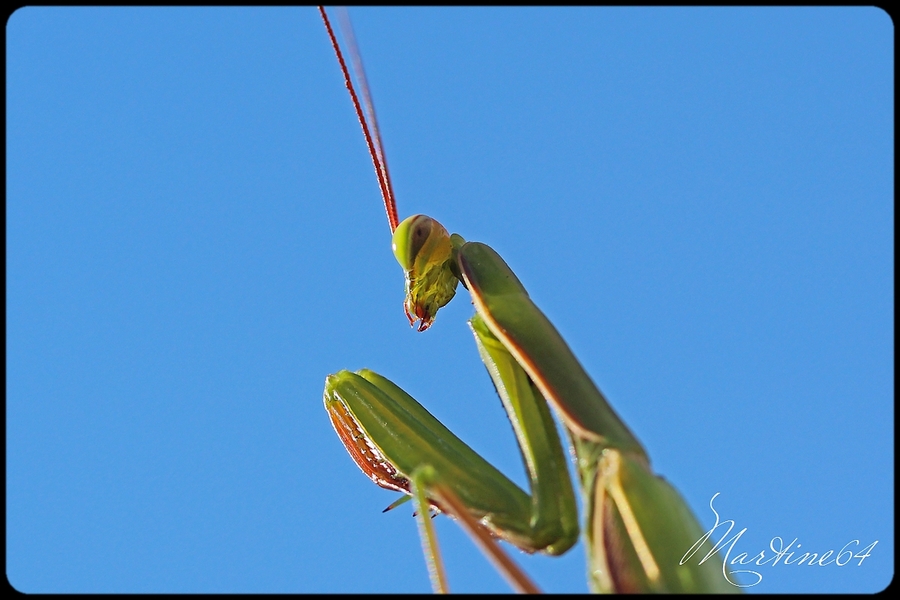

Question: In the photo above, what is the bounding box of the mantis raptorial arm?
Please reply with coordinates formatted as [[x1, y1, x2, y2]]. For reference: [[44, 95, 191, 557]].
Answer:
[[324, 307, 579, 570], [324, 367, 567, 592], [459, 239, 737, 593]]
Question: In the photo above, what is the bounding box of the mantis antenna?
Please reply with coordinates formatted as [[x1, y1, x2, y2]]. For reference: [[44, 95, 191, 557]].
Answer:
[[319, 6, 400, 233]]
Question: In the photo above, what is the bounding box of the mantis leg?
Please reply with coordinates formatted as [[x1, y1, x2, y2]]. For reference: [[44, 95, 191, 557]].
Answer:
[[323, 318, 580, 591], [408, 467, 449, 593], [410, 466, 540, 594], [458, 241, 739, 593], [572, 444, 737, 593]]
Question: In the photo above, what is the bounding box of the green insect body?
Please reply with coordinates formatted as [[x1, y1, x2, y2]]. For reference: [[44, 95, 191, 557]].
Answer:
[[318, 7, 735, 592], [325, 216, 736, 593]]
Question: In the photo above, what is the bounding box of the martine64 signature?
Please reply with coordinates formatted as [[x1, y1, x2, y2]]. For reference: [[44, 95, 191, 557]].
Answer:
[[681, 493, 879, 588]]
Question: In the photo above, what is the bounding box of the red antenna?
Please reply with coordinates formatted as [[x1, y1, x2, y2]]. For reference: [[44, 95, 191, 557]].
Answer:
[[319, 6, 400, 233]]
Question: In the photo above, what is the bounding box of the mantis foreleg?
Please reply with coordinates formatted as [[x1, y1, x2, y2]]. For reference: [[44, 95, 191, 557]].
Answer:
[[323, 313, 580, 592], [458, 240, 738, 593]]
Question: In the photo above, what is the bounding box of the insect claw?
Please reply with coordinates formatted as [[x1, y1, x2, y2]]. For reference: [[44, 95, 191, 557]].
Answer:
[[404, 302, 416, 327]]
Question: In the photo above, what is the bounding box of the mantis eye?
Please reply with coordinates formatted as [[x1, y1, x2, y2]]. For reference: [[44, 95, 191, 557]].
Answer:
[[392, 214, 435, 271]]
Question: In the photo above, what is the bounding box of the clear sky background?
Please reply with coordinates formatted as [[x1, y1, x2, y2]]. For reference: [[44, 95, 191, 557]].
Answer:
[[6, 7, 893, 593]]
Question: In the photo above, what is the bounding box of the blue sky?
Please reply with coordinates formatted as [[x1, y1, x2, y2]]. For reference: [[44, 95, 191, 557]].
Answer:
[[6, 7, 892, 593]]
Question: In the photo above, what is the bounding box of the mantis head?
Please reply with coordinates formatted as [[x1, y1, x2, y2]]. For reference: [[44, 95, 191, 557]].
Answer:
[[392, 215, 463, 332]]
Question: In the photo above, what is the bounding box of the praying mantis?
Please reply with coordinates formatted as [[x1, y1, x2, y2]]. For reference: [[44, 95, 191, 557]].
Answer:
[[319, 7, 737, 593]]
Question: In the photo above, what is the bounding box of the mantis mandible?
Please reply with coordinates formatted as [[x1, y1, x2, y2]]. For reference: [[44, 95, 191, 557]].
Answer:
[[318, 7, 736, 593]]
